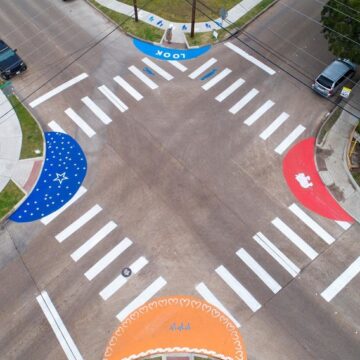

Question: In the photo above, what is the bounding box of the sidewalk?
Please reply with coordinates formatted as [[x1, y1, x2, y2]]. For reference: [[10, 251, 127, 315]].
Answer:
[[94, 0, 263, 44], [0, 90, 44, 220], [316, 88, 360, 223]]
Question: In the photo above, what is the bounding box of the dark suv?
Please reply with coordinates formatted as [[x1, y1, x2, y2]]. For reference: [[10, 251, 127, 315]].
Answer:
[[0, 39, 27, 80]]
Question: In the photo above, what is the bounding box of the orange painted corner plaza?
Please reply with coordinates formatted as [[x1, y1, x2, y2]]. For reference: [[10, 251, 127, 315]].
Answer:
[[103, 296, 247, 360]]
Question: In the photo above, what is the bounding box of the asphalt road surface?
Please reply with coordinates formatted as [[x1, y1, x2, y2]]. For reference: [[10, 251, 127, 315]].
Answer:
[[0, 0, 359, 359]]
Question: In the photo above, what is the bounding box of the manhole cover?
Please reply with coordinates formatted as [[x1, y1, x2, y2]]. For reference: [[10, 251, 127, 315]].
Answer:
[[122, 267, 132, 277]]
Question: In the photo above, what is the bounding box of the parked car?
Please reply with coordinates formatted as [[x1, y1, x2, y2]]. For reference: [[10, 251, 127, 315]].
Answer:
[[0, 39, 27, 80], [312, 59, 357, 97]]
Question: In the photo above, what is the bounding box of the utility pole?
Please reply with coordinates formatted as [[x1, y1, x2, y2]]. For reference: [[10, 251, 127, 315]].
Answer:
[[191, 0, 196, 38], [133, 0, 138, 22]]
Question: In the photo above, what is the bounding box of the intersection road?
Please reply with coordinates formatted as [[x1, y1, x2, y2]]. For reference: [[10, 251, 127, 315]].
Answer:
[[0, 0, 359, 359]]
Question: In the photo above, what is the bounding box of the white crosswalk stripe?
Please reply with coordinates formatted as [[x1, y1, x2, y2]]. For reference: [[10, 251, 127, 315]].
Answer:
[[288, 204, 335, 245], [215, 265, 261, 312], [98, 85, 128, 112], [113, 76, 143, 101], [55, 204, 102, 243], [229, 88, 259, 114], [142, 57, 174, 80], [41, 186, 87, 225], [272, 217, 318, 260], [71, 221, 117, 262], [243, 100, 275, 126], [236, 248, 281, 294], [335, 220, 352, 230], [64, 108, 96, 138], [168, 60, 187, 72], [195, 282, 241, 328], [116, 277, 167, 321], [202, 68, 232, 91], [253, 232, 300, 277], [85, 237, 133, 281], [100, 256, 148, 300], [321, 256, 360, 302], [48, 120, 67, 133], [259, 112, 289, 139], [224, 42, 276, 75], [274, 125, 306, 155], [189, 58, 217, 79], [128, 65, 158, 89], [81, 97, 112, 124], [215, 78, 245, 102]]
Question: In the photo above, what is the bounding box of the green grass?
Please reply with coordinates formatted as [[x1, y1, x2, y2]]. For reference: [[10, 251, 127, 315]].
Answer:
[[119, 0, 240, 22], [7, 94, 44, 159], [0, 180, 25, 220], [186, 0, 275, 46], [90, 0, 164, 42]]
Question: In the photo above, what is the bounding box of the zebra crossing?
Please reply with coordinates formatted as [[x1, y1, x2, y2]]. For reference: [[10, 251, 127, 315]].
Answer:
[[47, 57, 184, 138], [39, 184, 167, 322], [189, 44, 307, 156], [195, 202, 353, 327]]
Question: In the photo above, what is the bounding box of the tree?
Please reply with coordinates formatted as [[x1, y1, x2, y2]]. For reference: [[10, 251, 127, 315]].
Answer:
[[321, 0, 360, 63]]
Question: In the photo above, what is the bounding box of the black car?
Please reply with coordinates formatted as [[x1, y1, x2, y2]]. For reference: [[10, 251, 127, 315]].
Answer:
[[0, 39, 27, 80]]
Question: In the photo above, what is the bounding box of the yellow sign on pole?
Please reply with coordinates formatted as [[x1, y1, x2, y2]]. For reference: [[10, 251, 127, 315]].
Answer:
[[340, 86, 352, 98]]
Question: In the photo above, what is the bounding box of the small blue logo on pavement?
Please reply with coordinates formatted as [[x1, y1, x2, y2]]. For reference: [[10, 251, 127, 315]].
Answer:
[[200, 68, 218, 81], [133, 39, 211, 61], [10, 132, 87, 222]]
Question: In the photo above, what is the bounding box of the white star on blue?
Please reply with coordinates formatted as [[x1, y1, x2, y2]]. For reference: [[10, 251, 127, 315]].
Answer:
[[10, 132, 87, 223]]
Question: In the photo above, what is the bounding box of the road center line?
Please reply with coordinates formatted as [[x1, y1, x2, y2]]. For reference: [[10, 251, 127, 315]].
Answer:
[[36, 291, 83, 360]]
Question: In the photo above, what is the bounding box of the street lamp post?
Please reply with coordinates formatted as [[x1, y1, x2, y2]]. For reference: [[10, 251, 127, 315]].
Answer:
[[133, 0, 138, 22], [191, 0, 196, 38]]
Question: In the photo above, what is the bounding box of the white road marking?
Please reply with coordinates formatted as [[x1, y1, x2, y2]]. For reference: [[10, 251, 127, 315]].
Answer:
[[289, 204, 335, 245], [189, 58, 217, 79], [215, 265, 261, 312], [202, 68, 232, 91], [113, 76, 143, 101], [48, 120, 67, 133], [215, 78, 245, 102], [98, 85, 128, 112], [168, 60, 187, 72], [259, 112, 289, 139], [253, 232, 300, 277], [274, 125, 306, 155], [64, 108, 96, 138], [55, 204, 102, 243], [224, 42, 276, 75], [100, 256, 149, 300], [229, 88, 259, 114], [81, 97, 112, 124], [321, 257, 360, 302], [85, 237, 133, 281], [195, 282, 241, 328], [36, 291, 83, 360], [335, 220, 352, 230], [142, 57, 174, 80], [272, 217, 318, 260], [29, 73, 88, 108], [128, 65, 158, 89], [71, 221, 117, 262], [243, 100, 275, 126], [116, 277, 167, 321], [236, 248, 281, 294], [41, 186, 87, 225]]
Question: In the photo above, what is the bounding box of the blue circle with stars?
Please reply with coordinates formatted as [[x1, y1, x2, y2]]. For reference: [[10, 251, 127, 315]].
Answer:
[[10, 132, 87, 222]]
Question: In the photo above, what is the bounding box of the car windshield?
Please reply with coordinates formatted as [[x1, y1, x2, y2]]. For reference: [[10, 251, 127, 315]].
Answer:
[[0, 48, 15, 62], [316, 75, 333, 89]]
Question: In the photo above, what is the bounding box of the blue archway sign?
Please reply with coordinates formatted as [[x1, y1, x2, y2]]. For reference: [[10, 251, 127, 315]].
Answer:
[[10, 132, 87, 222], [133, 39, 211, 61]]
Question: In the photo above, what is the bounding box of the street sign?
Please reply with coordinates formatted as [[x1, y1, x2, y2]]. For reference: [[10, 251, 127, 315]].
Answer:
[[340, 86, 351, 98], [212, 30, 219, 39]]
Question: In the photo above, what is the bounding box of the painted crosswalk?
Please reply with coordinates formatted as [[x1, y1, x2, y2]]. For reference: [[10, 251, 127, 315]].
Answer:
[[215, 78, 245, 102], [98, 85, 128, 112], [142, 57, 174, 80], [168, 60, 187, 72], [65, 108, 96, 138], [202, 68, 232, 91], [48, 120, 67, 134], [129, 65, 159, 89], [321, 257, 360, 302], [274, 125, 306, 154], [229, 88, 259, 114], [259, 112, 289, 139], [189, 58, 217, 79], [243, 100, 275, 126], [113, 76, 143, 101], [81, 96, 112, 124]]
